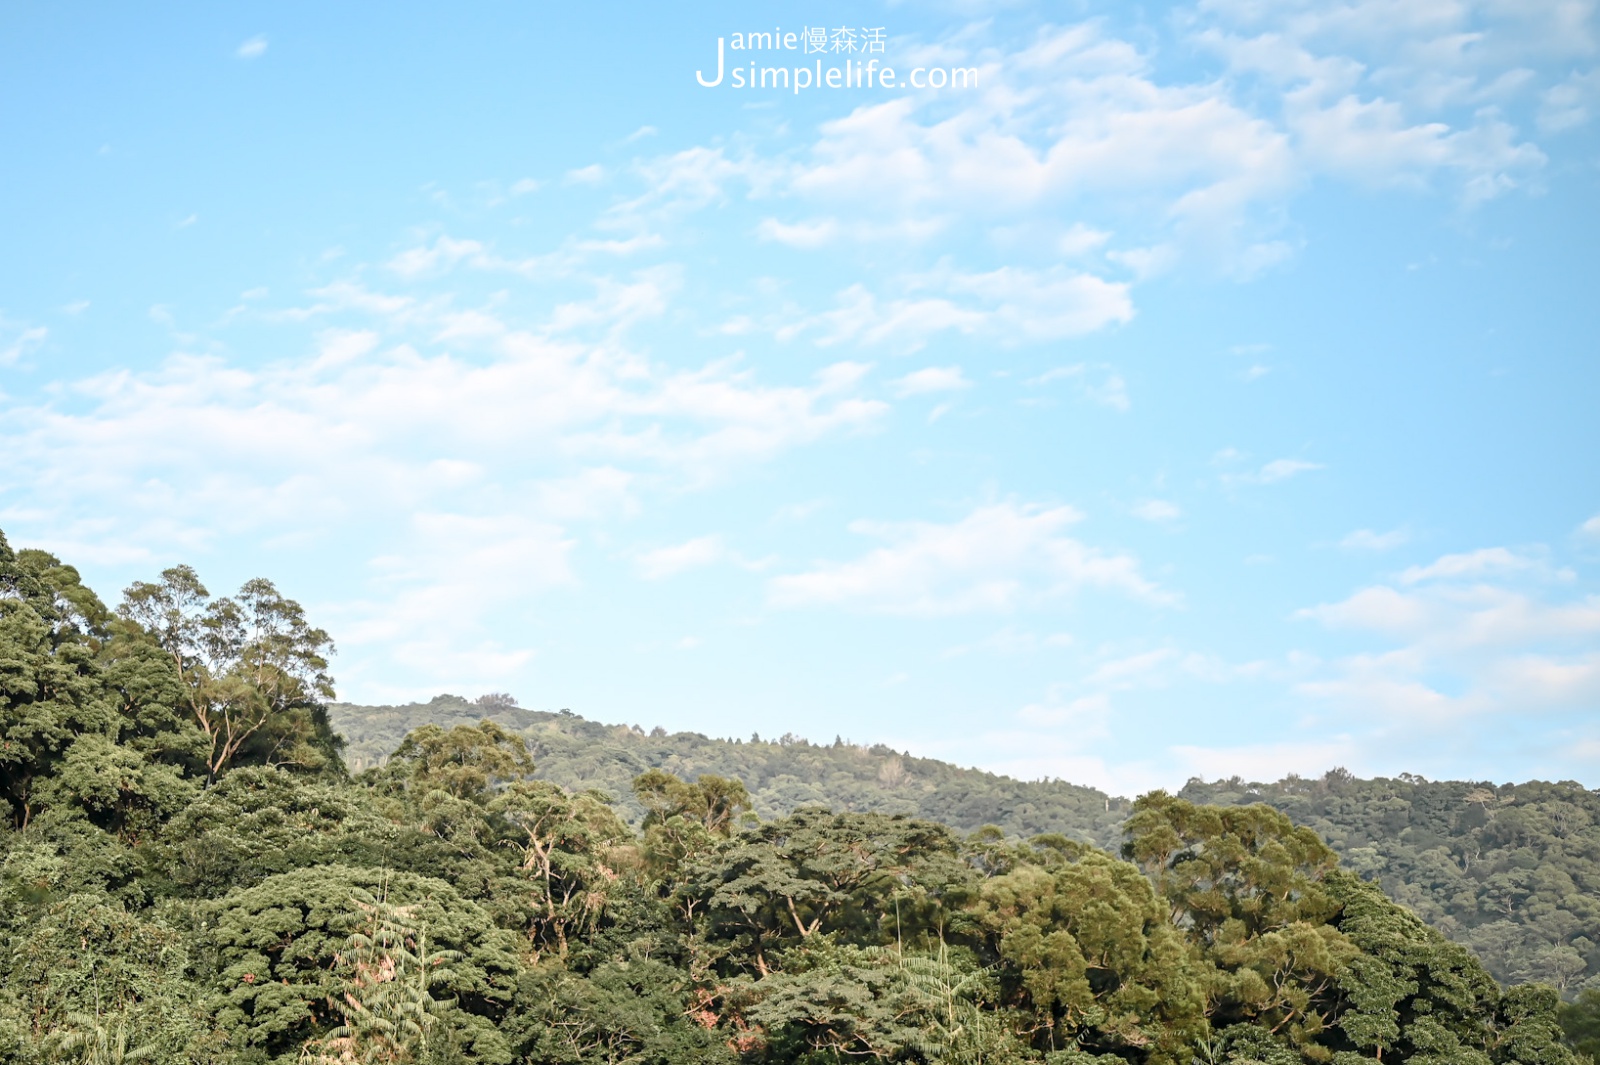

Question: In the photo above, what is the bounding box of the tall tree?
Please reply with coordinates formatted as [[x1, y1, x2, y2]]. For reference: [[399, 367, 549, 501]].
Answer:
[[1, 532, 115, 829], [118, 566, 341, 782]]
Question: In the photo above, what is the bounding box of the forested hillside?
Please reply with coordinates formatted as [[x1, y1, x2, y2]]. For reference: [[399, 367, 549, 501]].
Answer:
[[2, 529, 1595, 1063], [330, 696, 1600, 998], [330, 694, 1130, 846], [1179, 773, 1600, 999]]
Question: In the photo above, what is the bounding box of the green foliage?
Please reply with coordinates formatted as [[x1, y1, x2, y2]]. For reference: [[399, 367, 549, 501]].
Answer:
[[119, 567, 342, 782], [331, 699, 1600, 1010], [504, 959, 738, 1065], [3, 530, 1593, 1065], [203, 865, 519, 1061], [1179, 772, 1600, 994], [635, 769, 752, 836], [972, 850, 1205, 1063], [0, 890, 214, 1061], [677, 808, 971, 977], [1494, 983, 1581, 1065], [301, 889, 463, 1064], [736, 942, 1029, 1064], [1322, 869, 1501, 1063], [2, 536, 127, 832], [145, 766, 393, 898], [1124, 794, 1357, 1052], [489, 779, 638, 961], [1559, 989, 1600, 1062], [379, 721, 534, 804], [328, 695, 1130, 846]]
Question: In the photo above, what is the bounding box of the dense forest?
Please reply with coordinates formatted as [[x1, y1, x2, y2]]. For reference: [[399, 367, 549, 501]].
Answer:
[[330, 695, 1132, 845], [3, 528, 1598, 1064], [329, 697, 1600, 997]]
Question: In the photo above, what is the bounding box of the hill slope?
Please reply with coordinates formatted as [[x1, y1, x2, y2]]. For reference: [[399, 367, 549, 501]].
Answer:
[[1178, 772, 1600, 996], [329, 694, 1600, 995], [330, 693, 1130, 847]]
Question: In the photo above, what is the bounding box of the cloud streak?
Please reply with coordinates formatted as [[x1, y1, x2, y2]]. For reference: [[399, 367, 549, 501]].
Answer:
[[769, 502, 1172, 615]]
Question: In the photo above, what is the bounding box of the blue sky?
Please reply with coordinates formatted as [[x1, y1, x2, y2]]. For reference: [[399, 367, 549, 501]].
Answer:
[[2, 0, 1597, 794]]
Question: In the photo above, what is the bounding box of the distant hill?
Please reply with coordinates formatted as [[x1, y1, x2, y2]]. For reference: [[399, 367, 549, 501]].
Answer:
[[327, 694, 1600, 995], [1178, 772, 1600, 997], [328, 693, 1131, 847]]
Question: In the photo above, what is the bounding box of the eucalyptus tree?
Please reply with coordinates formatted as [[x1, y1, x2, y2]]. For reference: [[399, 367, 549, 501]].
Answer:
[[118, 566, 341, 782]]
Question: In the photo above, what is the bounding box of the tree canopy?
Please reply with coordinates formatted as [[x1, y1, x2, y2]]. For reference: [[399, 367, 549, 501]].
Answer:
[[1, 526, 1594, 1063]]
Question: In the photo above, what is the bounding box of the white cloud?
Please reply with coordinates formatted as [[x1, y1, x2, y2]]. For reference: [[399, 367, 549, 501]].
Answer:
[[1088, 648, 1178, 687], [605, 146, 779, 225], [768, 502, 1171, 615], [790, 31, 1294, 226], [1583, 514, 1600, 537], [0, 263, 896, 695], [1540, 68, 1600, 132], [892, 366, 971, 397], [1019, 691, 1112, 733], [1340, 526, 1409, 551], [756, 217, 839, 248], [1289, 93, 1545, 204], [1295, 544, 1600, 728], [332, 511, 574, 688], [1170, 738, 1362, 784], [1058, 223, 1113, 256], [812, 284, 986, 351], [636, 535, 726, 580], [0, 320, 47, 366], [1297, 585, 1434, 634], [566, 164, 606, 185], [1132, 499, 1182, 522], [1026, 363, 1131, 412], [387, 236, 490, 278], [942, 627, 1074, 657], [934, 729, 1172, 796], [1302, 581, 1600, 648], [1399, 546, 1548, 584], [532, 467, 638, 521], [236, 36, 268, 60], [310, 329, 380, 370], [1226, 457, 1324, 485], [1107, 244, 1180, 280]]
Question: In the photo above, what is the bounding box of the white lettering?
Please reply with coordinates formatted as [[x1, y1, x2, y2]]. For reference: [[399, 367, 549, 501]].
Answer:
[[696, 38, 725, 87]]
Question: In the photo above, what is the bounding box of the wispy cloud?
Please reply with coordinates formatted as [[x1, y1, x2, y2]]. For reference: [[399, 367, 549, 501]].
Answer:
[[1225, 458, 1324, 486], [892, 366, 971, 397], [756, 217, 839, 248], [635, 535, 726, 580], [1028, 363, 1130, 412], [1399, 546, 1555, 585], [1132, 500, 1182, 522], [1295, 545, 1600, 727], [768, 502, 1171, 615], [0, 269, 889, 646], [236, 35, 268, 59], [1340, 527, 1409, 551], [0, 318, 47, 366]]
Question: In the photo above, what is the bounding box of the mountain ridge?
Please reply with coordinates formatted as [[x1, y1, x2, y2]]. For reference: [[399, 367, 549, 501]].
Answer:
[[329, 693, 1600, 996]]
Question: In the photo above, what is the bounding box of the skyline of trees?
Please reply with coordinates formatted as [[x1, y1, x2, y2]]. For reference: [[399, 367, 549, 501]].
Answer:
[[2, 527, 1595, 1063]]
